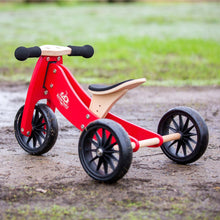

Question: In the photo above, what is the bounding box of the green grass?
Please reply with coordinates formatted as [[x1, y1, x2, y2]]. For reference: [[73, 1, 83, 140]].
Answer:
[[1, 183, 219, 220], [3, 198, 217, 220], [0, 2, 220, 85]]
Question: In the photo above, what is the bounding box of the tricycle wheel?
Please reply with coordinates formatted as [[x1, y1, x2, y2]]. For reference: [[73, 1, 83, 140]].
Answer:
[[158, 106, 209, 164], [14, 104, 58, 155], [78, 119, 132, 183]]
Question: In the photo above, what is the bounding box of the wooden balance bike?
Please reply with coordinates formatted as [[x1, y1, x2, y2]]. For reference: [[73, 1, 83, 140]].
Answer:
[[14, 44, 209, 183]]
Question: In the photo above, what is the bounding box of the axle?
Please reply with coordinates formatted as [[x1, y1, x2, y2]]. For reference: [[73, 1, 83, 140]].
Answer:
[[114, 133, 181, 151], [135, 132, 182, 149]]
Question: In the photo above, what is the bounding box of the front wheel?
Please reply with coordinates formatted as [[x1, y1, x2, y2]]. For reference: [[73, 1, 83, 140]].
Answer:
[[78, 119, 133, 183], [14, 104, 58, 155], [158, 106, 209, 164]]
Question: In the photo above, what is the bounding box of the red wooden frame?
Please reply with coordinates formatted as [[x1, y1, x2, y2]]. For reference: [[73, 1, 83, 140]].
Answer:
[[20, 56, 163, 152]]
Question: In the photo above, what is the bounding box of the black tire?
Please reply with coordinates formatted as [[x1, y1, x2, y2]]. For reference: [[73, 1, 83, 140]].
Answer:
[[14, 104, 58, 155], [158, 106, 209, 164], [78, 119, 133, 183]]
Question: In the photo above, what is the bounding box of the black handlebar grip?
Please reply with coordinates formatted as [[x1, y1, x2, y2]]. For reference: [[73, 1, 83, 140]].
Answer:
[[67, 45, 94, 58], [15, 46, 41, 61]]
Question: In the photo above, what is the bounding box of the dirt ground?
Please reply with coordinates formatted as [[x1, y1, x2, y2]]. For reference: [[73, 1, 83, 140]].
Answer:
[[0, 82, 219, 219]]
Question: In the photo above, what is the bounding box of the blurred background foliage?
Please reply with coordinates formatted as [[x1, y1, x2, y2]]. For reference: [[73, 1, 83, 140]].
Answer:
[[2, 0, 135, 2], [0, 0, 219, 86], [3, 0, 220, 3]]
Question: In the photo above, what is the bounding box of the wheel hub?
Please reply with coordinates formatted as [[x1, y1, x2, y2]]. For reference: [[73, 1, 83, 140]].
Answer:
[[96, 148, 104, 157]]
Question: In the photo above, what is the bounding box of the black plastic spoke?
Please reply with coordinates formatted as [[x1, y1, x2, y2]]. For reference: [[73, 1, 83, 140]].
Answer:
[[89, 155, 99, 164], [188, 137, 197, 145], [27, 135, 32, 144], [35, 130, 45, 139], [184, 140, 194, 152], [185, 125, 195, 134], [184, 132, 197, 137], [32, 134, 37, 148], [104, 156, 115, 171], [33, 109, 39, 125], [167, 140, 178, 149], [102, 129, 106, 146], [105, 154, 118, 162], [39, 131, 45, 139], [36, 115, 43, 125], [85, 148, 97, 153], [39, 128, 47, 133], [36, 134, 42, 146], [103, 160, 108, 175], [111, 155, 119, 162], [35, 122, 46, 129], [183, 117, 189, 131], [95, 131, 102, 146], [182, 142, 187, 156], [169, 126, 177, 133], [96, 157, 103, 171], [171, 116, 179, 130], [103, 133, 113, 149], [91, 139, 99, 148], [104, 149, 119, 154], [179, 115, 183, 130], [175, 141, 181, 155], [105, 141, 117, 151]]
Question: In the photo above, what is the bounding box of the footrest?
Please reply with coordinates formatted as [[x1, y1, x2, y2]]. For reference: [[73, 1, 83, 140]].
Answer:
[[88, 78, 146, 95]]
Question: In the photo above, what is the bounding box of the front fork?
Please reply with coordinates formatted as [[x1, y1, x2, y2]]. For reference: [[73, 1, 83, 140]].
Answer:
[[20, 56, 62, 136]]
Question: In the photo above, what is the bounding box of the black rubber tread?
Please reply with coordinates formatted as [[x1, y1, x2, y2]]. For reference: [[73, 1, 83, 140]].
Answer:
[[14, 104, 58, 155], [78, 119, 133, 183], [158, 106, 209, 164]]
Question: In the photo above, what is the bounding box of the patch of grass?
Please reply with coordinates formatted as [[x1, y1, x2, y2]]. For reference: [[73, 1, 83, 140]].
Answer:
[[1, 183, 219, 220], [0, 2, 220, 86], [4, 205, 88, 220], [3, 199, 217, 220], [75, 37, 220, 85], [2, 37, 219, 86]]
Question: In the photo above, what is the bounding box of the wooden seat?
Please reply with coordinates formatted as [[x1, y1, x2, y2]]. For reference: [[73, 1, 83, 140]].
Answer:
[[88, 78, 146, 95], [89, 78, 146, 118]]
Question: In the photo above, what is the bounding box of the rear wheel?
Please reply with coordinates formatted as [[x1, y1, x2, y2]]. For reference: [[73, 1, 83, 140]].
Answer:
[[78, 119, 133, 183], [14, 104, 58, 155], [158, 106, 209, 164]]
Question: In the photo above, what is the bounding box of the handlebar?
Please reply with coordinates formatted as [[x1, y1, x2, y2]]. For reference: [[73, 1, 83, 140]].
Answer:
[[67, 45, 94, 58], [15, 46, 41, 61], [14, 45, 94, 61]]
